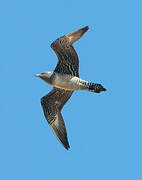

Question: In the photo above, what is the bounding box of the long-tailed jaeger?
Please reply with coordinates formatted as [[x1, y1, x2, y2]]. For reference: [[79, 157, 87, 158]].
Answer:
[[36, 26, 106, 150]]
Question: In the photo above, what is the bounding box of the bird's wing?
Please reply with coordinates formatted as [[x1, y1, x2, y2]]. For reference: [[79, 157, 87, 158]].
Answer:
[[51, 26, 89, 77], [41, 87, 73, 150]]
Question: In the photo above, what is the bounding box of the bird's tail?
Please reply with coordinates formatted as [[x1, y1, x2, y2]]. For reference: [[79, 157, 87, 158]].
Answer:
[[88, 83, 107, 93]]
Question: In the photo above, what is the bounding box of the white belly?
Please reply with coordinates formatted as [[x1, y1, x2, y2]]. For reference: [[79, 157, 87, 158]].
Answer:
[[52, 73, 81, 90]]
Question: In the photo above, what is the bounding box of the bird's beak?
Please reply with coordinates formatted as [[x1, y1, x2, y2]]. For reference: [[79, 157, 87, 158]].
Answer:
[[66, 26, 89, 44], [35, 74, 41, 77], [35, 73, 49, 79]]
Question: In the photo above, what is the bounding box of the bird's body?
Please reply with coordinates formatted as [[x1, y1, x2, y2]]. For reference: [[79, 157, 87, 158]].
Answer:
[[36, 72, 97, 91], [51, 73, 82, 90], [36, 26, 106, 150]]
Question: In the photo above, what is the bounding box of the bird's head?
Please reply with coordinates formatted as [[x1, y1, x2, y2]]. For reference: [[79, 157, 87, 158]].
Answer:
[[35, 72, 53, 84]]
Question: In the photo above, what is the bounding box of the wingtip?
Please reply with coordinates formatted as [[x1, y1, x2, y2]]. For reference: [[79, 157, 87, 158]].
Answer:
[[64, 144, 70, 150], [80, 26, 89, 34], [66, 25, 89, 44], [60, 137, 70, 150], [83, 25, 89, 31], [50, 119, 70, 151]]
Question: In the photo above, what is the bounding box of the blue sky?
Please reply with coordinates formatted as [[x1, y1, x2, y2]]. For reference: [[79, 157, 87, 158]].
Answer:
[[0, 0, 142, 179]]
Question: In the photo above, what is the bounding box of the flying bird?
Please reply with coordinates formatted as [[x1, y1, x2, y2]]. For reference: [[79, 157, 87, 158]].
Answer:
[[36, 26, 106, 150]]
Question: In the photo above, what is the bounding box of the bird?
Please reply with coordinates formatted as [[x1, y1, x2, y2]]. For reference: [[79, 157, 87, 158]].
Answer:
[[36, 26, 106, 150]]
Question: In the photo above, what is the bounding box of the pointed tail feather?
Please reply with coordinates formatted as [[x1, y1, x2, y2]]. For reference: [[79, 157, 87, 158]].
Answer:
[[89, 83, 107, 93]]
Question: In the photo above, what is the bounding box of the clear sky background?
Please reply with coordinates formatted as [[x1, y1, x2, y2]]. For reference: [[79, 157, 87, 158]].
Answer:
[[0, 0, 142, 179]]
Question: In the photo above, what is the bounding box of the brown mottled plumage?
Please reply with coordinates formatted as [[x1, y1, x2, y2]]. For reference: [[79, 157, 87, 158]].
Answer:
[[36, 26, 106, 150]]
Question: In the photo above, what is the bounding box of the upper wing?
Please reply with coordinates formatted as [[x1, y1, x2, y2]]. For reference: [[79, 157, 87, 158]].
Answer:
[[40, 87, 73, 150], [51, 26, 89, 77]]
